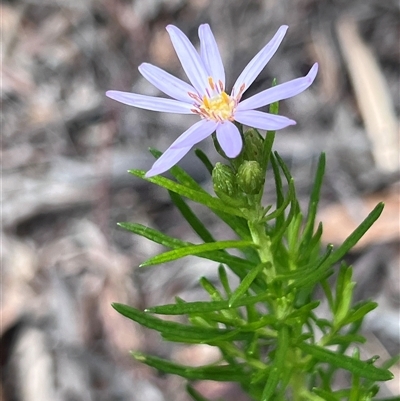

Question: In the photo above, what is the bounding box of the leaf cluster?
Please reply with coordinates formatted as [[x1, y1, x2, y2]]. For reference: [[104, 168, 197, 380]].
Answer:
[[113, 138, 394, 400]]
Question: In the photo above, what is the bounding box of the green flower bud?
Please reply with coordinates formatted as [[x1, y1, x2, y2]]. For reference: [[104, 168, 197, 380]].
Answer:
[[212, 163, 246, 207], [212, 162, 237, 197], [236, 161, 264, 195], [242, 129, 264, 163]]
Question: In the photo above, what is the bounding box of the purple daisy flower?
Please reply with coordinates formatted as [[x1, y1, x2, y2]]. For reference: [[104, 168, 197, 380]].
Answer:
[[107, 24, 318, 177]]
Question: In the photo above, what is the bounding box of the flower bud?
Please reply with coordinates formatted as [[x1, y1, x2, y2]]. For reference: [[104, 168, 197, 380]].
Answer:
[[212, 162, 237, 197], [242, 129, 264, 163], [236, 161, 264, 195]]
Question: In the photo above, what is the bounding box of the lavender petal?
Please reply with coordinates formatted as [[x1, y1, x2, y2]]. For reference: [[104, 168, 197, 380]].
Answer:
[[139, 63, 196, 103], [232, 26, 288, 98], [106, 91, 193, 114], [216, 121, 243, 158], [145, 120, 217, 177], [237, 63, 319, 111], [235, 110, 296, 131], [145, 146, 192, 177], [166, 25, 209, 95], [199, 24, 225, 88], [170, 119, 218, 149]]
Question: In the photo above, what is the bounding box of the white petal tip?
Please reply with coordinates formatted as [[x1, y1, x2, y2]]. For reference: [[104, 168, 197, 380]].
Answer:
[[138, 62, 148, 72], [276, 25, 289, 36], [165, 25, 176, 33], [309, 63, 319, 77], [199, 23, 211, 30], [226, 149, 242, 158], [304, 63, 319, 86], [144, 170, 157, 178]]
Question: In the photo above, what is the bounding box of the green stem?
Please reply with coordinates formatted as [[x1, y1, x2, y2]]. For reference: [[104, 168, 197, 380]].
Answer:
[[248, 219, 276, 280], [289, 349, 312, 401]]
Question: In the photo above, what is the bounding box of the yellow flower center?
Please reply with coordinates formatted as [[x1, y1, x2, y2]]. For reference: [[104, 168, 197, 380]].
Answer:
[[200, 91, 235, 122], [189, 77, 238, 123]]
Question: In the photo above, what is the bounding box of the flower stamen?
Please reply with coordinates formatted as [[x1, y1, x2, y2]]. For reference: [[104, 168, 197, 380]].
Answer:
[[208, 77, 215, 91], [189, 76, 236, 122]]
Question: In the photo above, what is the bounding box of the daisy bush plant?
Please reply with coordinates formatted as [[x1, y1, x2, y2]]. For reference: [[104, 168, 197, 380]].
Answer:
[[108, 24, 396, 400]]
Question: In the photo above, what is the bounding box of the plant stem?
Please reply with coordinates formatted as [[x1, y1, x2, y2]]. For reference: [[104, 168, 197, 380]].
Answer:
[[248, 218, 276, 281]]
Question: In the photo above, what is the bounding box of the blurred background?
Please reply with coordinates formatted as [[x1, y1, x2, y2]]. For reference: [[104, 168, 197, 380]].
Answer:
[[1, 0, 399, 400]]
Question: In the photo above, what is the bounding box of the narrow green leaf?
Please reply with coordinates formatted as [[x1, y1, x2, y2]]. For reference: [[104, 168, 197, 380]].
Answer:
[[239, 315, 278, 333], [272, 153, 303, 250], [118, 222, 255, 277], [186, 385, 211, 401], [276, 245, 333, 283], [261, 88, 279, 175], [324, 334, 366, 346], [112, 303, 252, 342], [118, 222, 189, 248], [218, 265, 232, 296], [323, 203, 384, 264], [287, 211, 303, 255], [312, 388, 340, 401], [349, 349, 360, 401], [169, 191, 215, 243], [193, 311, 236, 329], [132, 352, 247, 382], [334, 264, 356, 326], [269, 84, 279, 114], [341, 301, 378, 326], [261, 325, 290, 400], [263, 179, 294, 222], [300, 392, 326, 401], [374, 398, 400, 401], [298, 342, 393, 381], [184, 311, 239, 328], [129, 169, 245, 217], [312, 316, 332, 332], [270, 153, 285, 229], [200, 276, 225, 301], [208, 252, 256, 275], [140, 240, 255, 267], [286, 301, 320, 320], [186, 310, 219, 329], [194, 148, 214, 175], [335, 264, 351, 312], [298, 222, 323, 265], [295, 203, 384, 288], [145, 292, 270, 315], [251, 366, 270, 385], [245, 302, 260, 325], [381, 354, 400, 370], [261, 130, 276, 173], [300, 153, 326, 249], [271, 188, 299, 248], [320, 278, 335, 312], [274, 151, 294, 184], [229, 262, 269, 307]]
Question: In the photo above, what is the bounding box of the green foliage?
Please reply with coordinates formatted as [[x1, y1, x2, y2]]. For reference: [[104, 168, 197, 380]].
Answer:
[[115, 126, 395, 400]]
